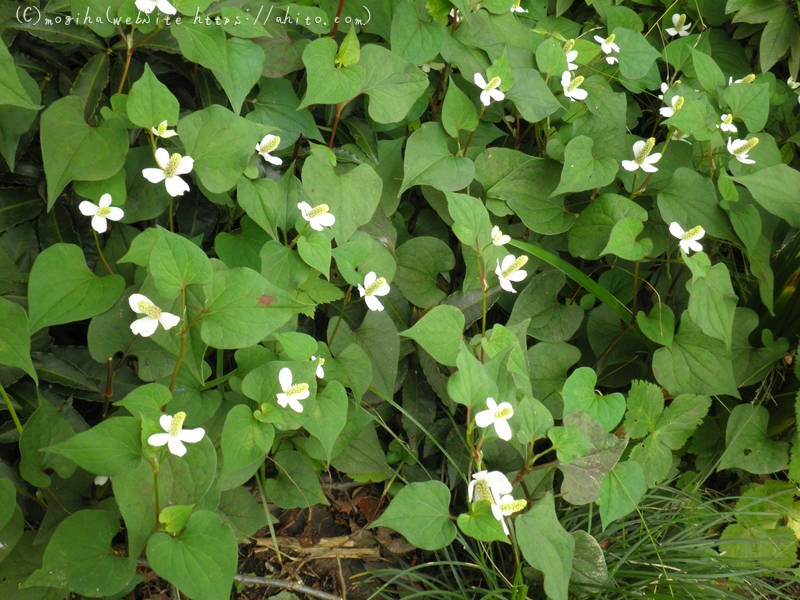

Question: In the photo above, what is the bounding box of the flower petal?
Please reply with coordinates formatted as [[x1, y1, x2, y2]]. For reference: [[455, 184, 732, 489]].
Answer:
[[498, 277, 516, 293], [179, 426, 205, 443], [159, 311, 181, 331], [279, 367, 293, 391], [316, 213, 336, 228], [668, 222, 685, 239], [365, 295, 385, 311], [105, 207, 125, 221], [265, 154, 283, 166], [142, 168, 166, 183], [363, 271, 377, 288], [276, 393, 289, 408], [167, 436, 187, 457], [288, 397, 304, 413], [128, 293, 150, 313], [131, 316, 159, 337], [475, 409, 494, 428], [147, 432, 170, 447], [91, 215, 108, 234], [154, 147, 170, 170], [175, 155, 194, 175], [159, 414, 173, 431], [620, 160, 639, 172], [473, 73, 487, 88], [78, 200, 98, 216], [98, 193, 113, 207], [164, 176, 190, 197], [494, 418, 513, 441]]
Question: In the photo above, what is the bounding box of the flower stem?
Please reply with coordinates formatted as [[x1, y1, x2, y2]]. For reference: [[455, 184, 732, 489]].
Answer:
[[461, 106, 486, 156], [330, 0, 347, 37], [151, 458, 161, 526], [92, 230, 114, 275], [328, 285, 352, 347], [328, 102, 344, 148], [167, 196, 175, 233], [0, 384, 22, 435]]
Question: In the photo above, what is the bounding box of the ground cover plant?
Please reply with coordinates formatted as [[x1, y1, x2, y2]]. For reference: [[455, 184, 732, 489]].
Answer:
[[1, 0, 800, 598]]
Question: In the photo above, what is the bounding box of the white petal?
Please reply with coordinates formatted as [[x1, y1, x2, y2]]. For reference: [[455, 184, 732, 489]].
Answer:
[[687, 240, 703, 253], [489, 89, 505, 102], [164, 176, 190, 197], [179, 426, 205, 443], [593, 35, 604, 44], [276, 393, 289, 408], [500, 254, 516, 271], [570, 88, 588, 101], [357, 284, 366, 298], [631, 140, 647, 155], [373, 282, 390, 297], [78, 200, 98, 216], [365, 295, 385, 311], [672, 13, 681, 26], [167, 437, 187, 457], [485, 397, 498, 411], [288, 397, 305, 413], [486, 472, 513, 496], [128, 293, 150, 313], [175, 155, 194, 175], [315, 213, 336, 228], [665, 27, 677, 36], [279, 367, 293, 391], [467, 480, 476, 502], [309, 219, 324, 231], [105, 207, 125, 221], [159, 414, 173, 431], [316, 365, 325, 379], [498, 276, 516, 293], [292, 387, 310, 401], [142, 168, 166, 183], [147, 432, 170, 447], [135, 0, 156, 13], [475, 409, 494, 428], [494, 419, 512, 441], [659, 107, 674, 118], [156, 0, 177, 14], [668, 222, 685, 239], [474, 73, 487, 89], [91, 215, 108, 233], [131, 316, 159, 337], [363, 271, 377, 288], [158, 311, 181, 331], [620, 160, 639, 172], [297, 201, 311, 217], [640, 162, 659, 173], [98, 193, 113, 207], [154, 147, 170, 170], [265, 154, 283, 166], [480, 91, 491, 106], [506, 269, 527, 282]]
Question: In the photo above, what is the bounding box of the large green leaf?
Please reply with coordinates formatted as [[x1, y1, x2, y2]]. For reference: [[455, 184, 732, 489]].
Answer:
[[597, 460, 646, 529], [264, 450, 328, 508], [395, 236, 455, 307], [171, 21, 264, 113], [0, 297, 36, 381], [562, 367, 625, 432], [220, 404, 274, 489], [400, 305, 465, 367], [553, 136, 619, 196], [179, 105, 269, 194], [686, 262, 738, 349], [40, 96, 128, 208], [0, 38, 41, 110], [718, 404, 789, 473], [46, 416, 142, 477], [201, 267, 298, 349], [126, 64, 180, 130], [359, 44, 428, 123], [517, 493, 575, 600], [390, 1, 446, 64], [24, 510, 135, 597], [370, 481, 456, 551], [147, 511, 237, 600], [568, 193, 650, 260], [733, 164, 800, 228], [27, 243, 125, 333]]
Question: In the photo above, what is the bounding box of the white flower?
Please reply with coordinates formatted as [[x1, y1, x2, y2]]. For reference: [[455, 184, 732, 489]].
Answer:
[[142, 147, 194, 197], [727, 136, 759, 165], [475, 397, 514, 441], [563, 39, 578, 71], [128, 293, 180, 337], [357, 271, 391, 311], [449, 8, 463, 24], [276, 367, 309, 413], [474, 73, 505, 107], [621, 138, 662, 173], [491, 225, 510, 246], [669, 129, 691, 144], [94, 475, 109, 486], [468, 470, 512, 504], [593, 33, 619, 63], [717, 113, 737, 133], [788, 76, 800, 90], [255, 134, 282, 166], [665, 13, 691, 37], [147, 412, 205, 457], [657, 81, 669, 100], [495, 254, 528, 293], [78, 193, 124, 234], [297, 201, 335, 231], [491, 494, 527, 535], [509, 0, 527, 13], [659, 95, 683, 118], [135, 0, 176, 15], [728, 74, 755, 86], [150, 120, 177, 138], [311, 355, 325, 379], [669, 222, 705, 254], [561, 70, 587, 102]]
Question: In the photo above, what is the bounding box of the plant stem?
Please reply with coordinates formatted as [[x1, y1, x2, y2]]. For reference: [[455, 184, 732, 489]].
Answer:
[[92, 230, 114, 275], [152, 457, 161, 526], [167, 196, 175, 232], [168, 287, 188, 391], [330, 0, 347, 37], [328, 285, 352, 347], [0, 384, 22, 435], [328, 102, 344, 148], [461, 106, 486, 156]]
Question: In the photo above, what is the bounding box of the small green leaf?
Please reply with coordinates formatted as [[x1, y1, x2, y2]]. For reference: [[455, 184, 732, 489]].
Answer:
[[126, 64, 180, 130], [220, 404, 275, 490], [445, 191, 492, 247], [159, 504, 194, 535], [147, 511, 237, 600], [335, 26, 360, 67], [264, 450, 328, 508], [623, 380, 664, 439], [686, 262, 738, 349], [401, 305, 465, 367], [691, 49, 726, 92], [370, 481, 456, 551], [0, 297, 36, 381], [28, 243, 125, 333], [442, 78, 478, 138], [299, 37, 365, 107], [562, 367, 625, 432], [303, 381, 348, 463], [722, 82, 769, 132], [553, 136, 619, 196], [395, 236, 455, 307], [597, 460, 646, 529], [457, 501, 508, 543], [614, 28, 660, 80], [636, 303, 675, 347], [297, 232, 332, 276]]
